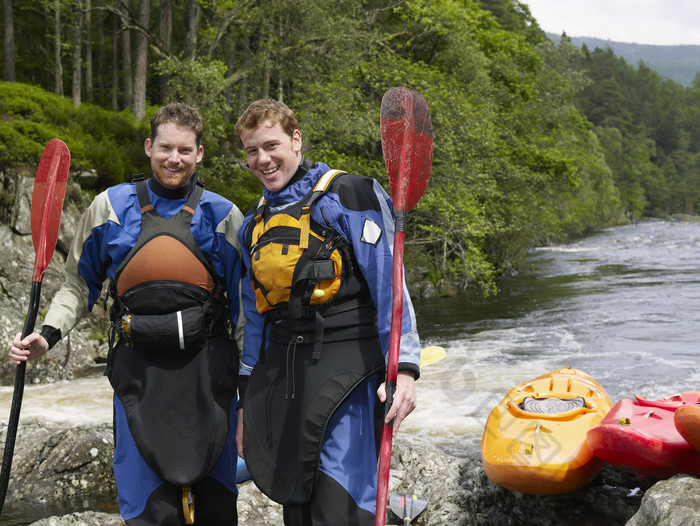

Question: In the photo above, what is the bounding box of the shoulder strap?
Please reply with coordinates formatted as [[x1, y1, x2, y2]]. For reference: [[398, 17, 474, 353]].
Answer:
[[134, 176, 204, 217], [248, 170, 347, 248], [182, 180, 204, 216], [297, 170, 345, 249], [133, 176, 152, 214]]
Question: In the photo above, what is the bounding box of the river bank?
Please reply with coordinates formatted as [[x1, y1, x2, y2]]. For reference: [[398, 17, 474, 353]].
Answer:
[[2, 418, 700, 526], [3, 174, 700, 524]]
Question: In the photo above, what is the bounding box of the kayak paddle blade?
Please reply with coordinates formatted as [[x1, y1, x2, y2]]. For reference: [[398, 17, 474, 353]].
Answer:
[[380, 87, 433, 212], [389, 493, 428, 524], [420, 345, 446, 368], [31, 138, 71, 283]]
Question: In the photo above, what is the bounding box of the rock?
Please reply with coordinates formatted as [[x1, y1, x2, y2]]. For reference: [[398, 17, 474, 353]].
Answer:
[[385, 435, 463, 524], [236, 480, 283, 525], [0, 418, 115, 510], [0, 419, 695, 526], [30, 512, 125, 526], [0, 172, 111, 387], [11, 174, 33, 236], [626, 474, 700, 526]]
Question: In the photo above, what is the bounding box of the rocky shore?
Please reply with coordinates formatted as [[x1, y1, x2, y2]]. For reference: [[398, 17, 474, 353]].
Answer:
[[2, 172, 700, 526], [0, 419, 699, 525]]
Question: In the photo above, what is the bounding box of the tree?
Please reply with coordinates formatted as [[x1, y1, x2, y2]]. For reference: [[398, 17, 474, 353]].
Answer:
[[159, 0, 171, 102], [120, 0, 132, 110], [84, 0, 93, 101], [53, 0, 64, 96], [2, 0, 14, 82], [110, 5, 119, 109], [132, 0, 149, 120], [72, 0, 84, 106], [184, 0, 200, 60]]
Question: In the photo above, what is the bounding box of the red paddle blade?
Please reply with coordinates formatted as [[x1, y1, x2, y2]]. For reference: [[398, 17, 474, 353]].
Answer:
[[380, 87, 433, 211], [31, 139, 71, 282]]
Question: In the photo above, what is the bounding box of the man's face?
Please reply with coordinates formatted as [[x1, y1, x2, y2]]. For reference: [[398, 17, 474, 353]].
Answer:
[[145, 123, 203, 189], [239, 120, 302, 192]]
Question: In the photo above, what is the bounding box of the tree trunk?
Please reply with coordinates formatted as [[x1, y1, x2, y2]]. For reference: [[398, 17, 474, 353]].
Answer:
[[120, 0, 132, 110], [54, 0, 63, 96], [2, 0, 15, 82], [277, 60, 283, 102], [110, 5, 119, 110], [184, 0, 200, 60], [237, 33, 250, 116], [97, 3, 105, 102], [159, 0, 172, 102], [72, 1, 83, 106], [132, 0, 149, 121], [224, 41, 235, 123], [262, 25, 272, 99], [84, 0, 93, 101]]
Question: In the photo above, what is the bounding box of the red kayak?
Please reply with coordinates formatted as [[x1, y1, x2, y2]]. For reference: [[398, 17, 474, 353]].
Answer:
[[587, 391, 700, 478], [675, 404, 700, 453]]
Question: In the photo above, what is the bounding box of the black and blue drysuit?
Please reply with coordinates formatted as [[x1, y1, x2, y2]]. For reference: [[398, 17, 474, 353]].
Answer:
[[41, 174, 245, 525], [237, 159, 421, 525]]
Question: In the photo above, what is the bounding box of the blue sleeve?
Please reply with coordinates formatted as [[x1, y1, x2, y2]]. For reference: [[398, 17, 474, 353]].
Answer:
[[237, 214, 266, 381], [212, 204, 246, 350], [45, 190, 122, 336], [317, 177, 421, 375]]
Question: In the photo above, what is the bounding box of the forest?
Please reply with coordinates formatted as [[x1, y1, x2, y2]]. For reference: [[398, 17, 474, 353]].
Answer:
[[2, 0, 700, 295]]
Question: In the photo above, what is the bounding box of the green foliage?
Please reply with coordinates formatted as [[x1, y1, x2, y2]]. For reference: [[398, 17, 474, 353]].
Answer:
[[155, 57, 231, 146], [6, 0, 695, 294], [0, 81, 148, 185]]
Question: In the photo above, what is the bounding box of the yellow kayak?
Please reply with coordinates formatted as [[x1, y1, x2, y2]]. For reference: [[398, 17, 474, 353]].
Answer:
[[481, 367, 612, 495]]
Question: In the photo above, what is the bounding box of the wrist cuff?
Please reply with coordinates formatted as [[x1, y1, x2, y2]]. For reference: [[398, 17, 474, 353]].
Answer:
[[40, 325, 62, 350]]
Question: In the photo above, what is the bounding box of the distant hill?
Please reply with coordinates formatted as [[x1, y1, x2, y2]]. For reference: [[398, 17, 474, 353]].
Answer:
[[547, 34, 700, 87]]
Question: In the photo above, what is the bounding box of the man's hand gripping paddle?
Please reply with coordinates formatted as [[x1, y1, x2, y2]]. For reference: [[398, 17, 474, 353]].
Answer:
[[375, 87, 433, 526], [0, 139, 70, 516]]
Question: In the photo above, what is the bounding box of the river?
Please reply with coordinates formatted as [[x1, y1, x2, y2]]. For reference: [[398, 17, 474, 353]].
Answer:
[[1, 218, 699, 521], [404, 218, 700, 455]]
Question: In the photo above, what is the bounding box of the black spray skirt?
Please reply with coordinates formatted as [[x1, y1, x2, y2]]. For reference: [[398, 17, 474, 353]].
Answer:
[[108, 333, 239, 486], [243, 333, 385, 506]]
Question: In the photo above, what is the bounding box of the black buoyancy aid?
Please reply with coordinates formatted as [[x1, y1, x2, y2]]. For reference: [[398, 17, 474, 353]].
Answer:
[[247, 169, 348, 316], [109, 175, 227, 353], [105, 175, 238, 488], [245, 170, 377, 358]]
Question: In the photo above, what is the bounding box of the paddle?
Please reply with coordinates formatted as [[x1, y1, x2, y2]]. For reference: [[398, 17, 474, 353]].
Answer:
[[419, 345, 446, 368], [375, 87, 433, 526], [389, 493, 428, 525], [0, 139, 70, 515]]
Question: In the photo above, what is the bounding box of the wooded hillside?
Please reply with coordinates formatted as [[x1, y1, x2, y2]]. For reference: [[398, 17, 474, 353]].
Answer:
[[557, 35, 700, 87], [2, 0, 699, 295]]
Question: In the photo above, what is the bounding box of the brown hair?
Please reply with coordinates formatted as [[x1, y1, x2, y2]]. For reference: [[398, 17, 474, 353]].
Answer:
[[234, 99, 299, 140], [150, 103, 205, 146]]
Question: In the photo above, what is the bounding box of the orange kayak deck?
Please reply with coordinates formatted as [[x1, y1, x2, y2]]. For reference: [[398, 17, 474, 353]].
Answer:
[[675, 404, 700, 453], [481, 367, 612, 495]]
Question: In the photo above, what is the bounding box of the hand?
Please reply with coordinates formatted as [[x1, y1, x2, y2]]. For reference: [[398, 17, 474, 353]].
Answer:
[[9, 332, 49, 365], [236, 408, 244, 459], [377, 371, 417, 437]]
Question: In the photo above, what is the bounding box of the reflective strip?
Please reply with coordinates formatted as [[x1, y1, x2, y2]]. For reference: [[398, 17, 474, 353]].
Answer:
[[177, 310, 185, 350], [313, 169, 344, 191]]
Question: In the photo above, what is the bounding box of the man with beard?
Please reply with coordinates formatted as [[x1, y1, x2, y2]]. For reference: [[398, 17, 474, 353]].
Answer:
[[10, 103, 245, 525]]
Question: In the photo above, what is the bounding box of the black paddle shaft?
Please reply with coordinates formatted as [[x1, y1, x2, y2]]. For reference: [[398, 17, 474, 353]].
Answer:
[[0, 281, 42, 514]]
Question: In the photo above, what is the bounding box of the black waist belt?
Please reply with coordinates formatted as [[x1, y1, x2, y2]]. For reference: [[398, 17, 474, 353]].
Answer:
[[262, 304, 378, 362]]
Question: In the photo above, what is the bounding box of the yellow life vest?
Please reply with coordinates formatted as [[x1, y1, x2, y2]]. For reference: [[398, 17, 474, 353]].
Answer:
[[248, 170, 348, 317]]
